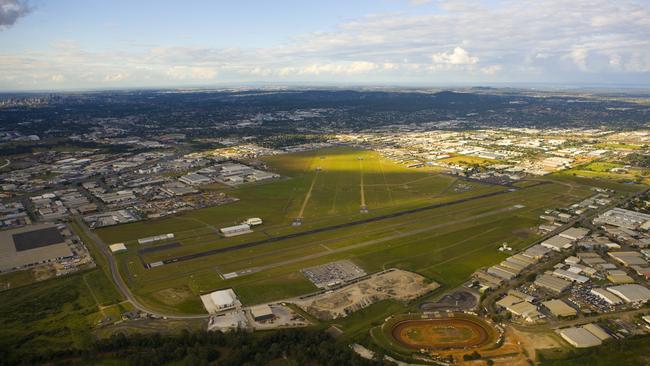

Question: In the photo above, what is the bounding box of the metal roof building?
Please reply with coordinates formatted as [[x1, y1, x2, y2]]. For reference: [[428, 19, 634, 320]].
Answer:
[[590, 288, 623, 305], [559, 227, 590, 241], [541, 235, 573, 252], [542, 299, 577, 317], [0, 224, 72, 272], [606, 284, 650, 304], [559, 327, 603, 348], [534, 273, 571, 293]]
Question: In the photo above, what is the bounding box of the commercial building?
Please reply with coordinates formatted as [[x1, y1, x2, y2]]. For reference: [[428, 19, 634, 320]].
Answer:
[[0, 224, 73, 272], [219, 224, 252, 237], [542, 299, 577, 317], [606, 284, 650, 304]]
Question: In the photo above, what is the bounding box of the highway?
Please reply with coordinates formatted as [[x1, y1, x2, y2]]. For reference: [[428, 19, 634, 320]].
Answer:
[[74, 216, 209, 319]]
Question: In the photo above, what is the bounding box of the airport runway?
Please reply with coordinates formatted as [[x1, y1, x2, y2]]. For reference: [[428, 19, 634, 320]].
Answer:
[[149, 181, 550, 268]]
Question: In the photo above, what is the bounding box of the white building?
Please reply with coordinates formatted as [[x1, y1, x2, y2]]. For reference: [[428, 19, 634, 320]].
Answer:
[[200, 288, 239, 313], [219, 224, 252, 237], [590, 288, 623, 305]]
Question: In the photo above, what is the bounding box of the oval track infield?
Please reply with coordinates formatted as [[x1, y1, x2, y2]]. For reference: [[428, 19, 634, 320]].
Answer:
[[390, 316, 493, 350]]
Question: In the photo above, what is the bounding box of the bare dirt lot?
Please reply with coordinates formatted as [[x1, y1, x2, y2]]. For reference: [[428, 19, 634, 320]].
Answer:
[[295, 269, 439, 319]]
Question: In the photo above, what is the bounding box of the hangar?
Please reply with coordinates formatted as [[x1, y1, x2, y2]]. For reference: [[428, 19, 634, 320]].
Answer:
[[0, 224, 72, 272], [200, 288, 239, 313], [250, 304, 274, 321]]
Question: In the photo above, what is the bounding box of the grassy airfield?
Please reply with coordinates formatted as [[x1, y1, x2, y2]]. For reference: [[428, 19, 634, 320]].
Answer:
[[93, 147, 641, 315]]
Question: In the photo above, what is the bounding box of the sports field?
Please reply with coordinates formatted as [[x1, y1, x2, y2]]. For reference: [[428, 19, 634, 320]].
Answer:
[[92, 147, 642, 315]]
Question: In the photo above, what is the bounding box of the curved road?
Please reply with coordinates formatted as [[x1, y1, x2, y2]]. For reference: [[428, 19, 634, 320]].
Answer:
[[74, 217, 208, 319]]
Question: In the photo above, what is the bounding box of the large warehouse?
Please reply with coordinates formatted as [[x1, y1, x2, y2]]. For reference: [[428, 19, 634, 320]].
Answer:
[[606, 284, 650, 304], [0, 224, 72, 272]]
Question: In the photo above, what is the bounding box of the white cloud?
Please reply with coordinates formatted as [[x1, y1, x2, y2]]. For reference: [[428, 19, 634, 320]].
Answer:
[[2, 0, 650, 89], [431, 47, 479, 66]]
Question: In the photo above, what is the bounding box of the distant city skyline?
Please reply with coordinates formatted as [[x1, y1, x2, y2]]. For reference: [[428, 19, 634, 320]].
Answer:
[[1, 0, 650, 90]]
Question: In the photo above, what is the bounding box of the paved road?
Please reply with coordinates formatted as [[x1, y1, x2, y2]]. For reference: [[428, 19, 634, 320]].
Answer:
[[74, 217, 209, 319]]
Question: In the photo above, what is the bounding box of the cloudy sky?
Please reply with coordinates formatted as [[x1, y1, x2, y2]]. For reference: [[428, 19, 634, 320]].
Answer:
[[1, 0, 650, 90]]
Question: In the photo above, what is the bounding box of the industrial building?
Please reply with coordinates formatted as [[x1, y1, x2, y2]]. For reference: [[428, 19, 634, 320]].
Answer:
[[219, 224, 253, 237], [179, 173, 212, 186], [559, 326, 605, 348], [593, 208, 650, 230], [590, 288, 624, 305], [496, 295, 543, 323], [559, 227, 590, 241], [109, 243, 127, 253], [250, 304, 274, 321], [606, 284, 650, 304], [534, 272, 571, 293], [0, 224, 73, 272], [523, 244, 552, 259], [541, 235, 573, 252], [608, 251, 648, 267], [582, 323, 611, 341], [487, 265, 517, 280], [542, 299, 577, 318], [138, 233, 174, 245]]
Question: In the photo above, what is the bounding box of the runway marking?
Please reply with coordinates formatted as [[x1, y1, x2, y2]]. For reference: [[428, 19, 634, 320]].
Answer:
[[296, 171, 319, 220], [359, 160, 367, 212]]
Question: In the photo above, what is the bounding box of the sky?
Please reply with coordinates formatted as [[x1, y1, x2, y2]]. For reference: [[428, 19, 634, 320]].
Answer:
[[1, 0, 650, 90]]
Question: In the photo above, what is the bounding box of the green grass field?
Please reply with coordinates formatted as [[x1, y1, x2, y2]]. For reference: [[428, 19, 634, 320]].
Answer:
[[89, 147, 645, 317]]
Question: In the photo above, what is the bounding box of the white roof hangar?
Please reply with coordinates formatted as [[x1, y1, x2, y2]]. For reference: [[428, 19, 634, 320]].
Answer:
[[219, 224, 252, 237], [200, 288, 239, 313]]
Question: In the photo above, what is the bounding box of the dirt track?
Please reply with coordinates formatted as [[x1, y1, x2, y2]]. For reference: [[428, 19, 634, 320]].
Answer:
[[391, 317, 492, 350]]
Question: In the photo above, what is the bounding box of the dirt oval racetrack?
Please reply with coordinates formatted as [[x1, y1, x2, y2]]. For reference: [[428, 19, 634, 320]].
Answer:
[[391, 316, 494, 350]]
